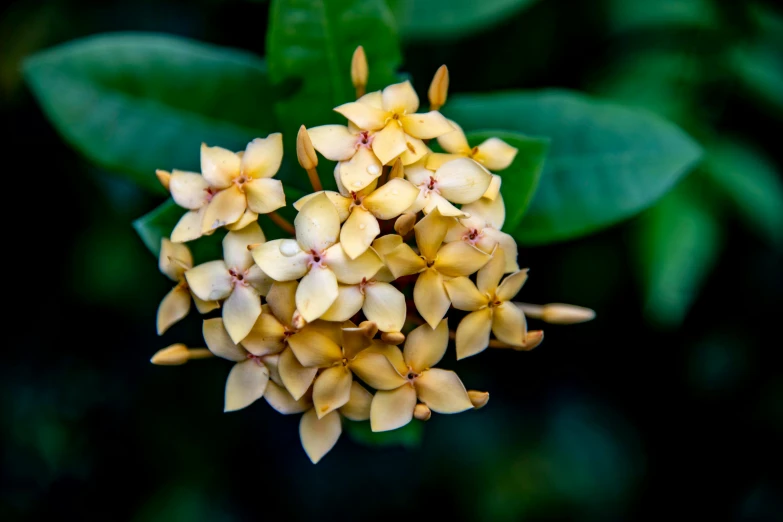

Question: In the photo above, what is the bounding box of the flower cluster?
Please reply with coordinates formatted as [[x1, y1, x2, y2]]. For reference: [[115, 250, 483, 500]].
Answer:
[[149, 47, 595, 464]]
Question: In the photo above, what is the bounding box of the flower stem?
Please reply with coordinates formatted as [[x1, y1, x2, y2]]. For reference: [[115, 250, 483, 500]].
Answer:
[[306, 167, 323, 192], [268, 211, 296, 235]]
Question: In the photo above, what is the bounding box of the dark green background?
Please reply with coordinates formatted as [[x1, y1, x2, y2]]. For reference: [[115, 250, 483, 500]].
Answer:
[[2, 0, 781, 520]]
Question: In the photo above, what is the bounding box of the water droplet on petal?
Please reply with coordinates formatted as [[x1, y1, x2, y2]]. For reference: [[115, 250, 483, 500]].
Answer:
[[279, 239, 301, 257], [353, 181, 363, 188], [367, 165, 380, 176], [359, 224, 366, 230]]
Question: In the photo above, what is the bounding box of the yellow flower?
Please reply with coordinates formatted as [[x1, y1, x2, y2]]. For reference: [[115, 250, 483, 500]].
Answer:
[[334, 81, 454, 166], [251, 193, 383, 322], [369, 320, 473, 432], [383, 210, 492, 328], [307, 124, 384, 192], [321, 277, 406, 339], [445, 249, 530, 359], [185, 222, 272, 344], [404, 157, 494, 217], [156, 238, 218, 335], [443, 194, 520, 273]]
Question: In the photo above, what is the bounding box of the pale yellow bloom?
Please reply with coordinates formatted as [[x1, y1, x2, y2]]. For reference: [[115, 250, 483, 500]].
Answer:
[[321, 276, 406, 338], [307, 124, 384, 194], [404, 157, 494, 217], [251, 193, 383, 322], [334, 81, 454, 166], [382, 210, 492, 328], [445, 249, 529, 359], [369, 320, 473, 432], [156, 238, 218, 335], [185, 222, 271, 344]]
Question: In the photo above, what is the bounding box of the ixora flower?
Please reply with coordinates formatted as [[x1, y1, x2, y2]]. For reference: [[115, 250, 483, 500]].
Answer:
[[404, 157, 494, 217], [445, 249, 530, 359], [306, 124, 384, 192], [251, 193, 383, 322], [156, 238, 218, 335], [321, 276, 406, 340], [334, 81, 454, 167], [185, 222, 271, 343]]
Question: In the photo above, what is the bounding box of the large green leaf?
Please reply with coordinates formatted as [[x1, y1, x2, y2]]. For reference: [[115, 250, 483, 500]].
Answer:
[[443, 90, 703, 244], [387, 0, 539, 41], [23, 32, 278, 193], [464, 131, 549, 231]]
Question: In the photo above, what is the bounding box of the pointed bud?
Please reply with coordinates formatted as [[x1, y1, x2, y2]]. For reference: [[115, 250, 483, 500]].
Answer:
[[394, 212, 417, 236], [150, 343, 189, 365], [388, 158, 404, 180], [358, 320, 379, 339], [542, 303, 596, 324], [296, 125, 318, 171], [428, 65, 449, 111], [517, 330, 544, 351], [351, 45, 368, 97], [468, 390, 490, 409], [156, 169, 171, 191], [381, 331, 405, 345], [413, 403, 431, 421]]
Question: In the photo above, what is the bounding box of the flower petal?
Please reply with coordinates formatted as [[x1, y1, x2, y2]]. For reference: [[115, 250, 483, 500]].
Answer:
[[321, 284, 364, 322], [383, 243, 426, 279], [223, 284, 262, 344], [156, 286, 191, 335], [225, 209, 259, 231], [338, 146, 383, 192], [264, 380, 311, 415], [223, 221, 265, 270], [308, 125, 358, 161], [481, 174, 502, 200], [159, 238, 192, 280], [371, 122, 407, 166], [201, 143, 239, 188], [339, 207, 380, 260], [251, 239, 309, 282], [295, 193, 341, 253], [224, 360, 269, 412], [370, 385, 416, 432], [171, 209, 204, 243], [424, 193, 466, 217], [203, 317, 247, 362], [474, 137, 518, 171], [477, 247, 505, 295], [279, 347, 318, 400], [245, 265, 272, 295], [436, 158, 493, 204], [479, 229, 519, 273], [266, 281, 298, 327], [169, 170, 209, 209], [324, 243, 383, 284], [241, 312, 287, 356], [413, 268, 450, 329], [414, 208, 450, 261], [334, 100, 388, 130], [241, 133, 283, 179], [414, 368, 472, 413], [363, 178, 420, 220], [492, 301, 527, 346], [496, 269, 529, 302], [382, 81, 419, 114], [296, 266, 339, 322], [185, 260, 232, 301], [245, 177, 286, 215], [460, 193, 506, 229], [436, 121, 470, 154], [426, 152, 464, 171], [202, 185, 246, 233], [349, 346, 407, 390], [403, 319, 449, 372], [287, 328, 343, 368], [455, 308, 493, 360], [313, 366, 353, 418], [339, 381, 372, 421], [299, 409, 342, 464], [192, 293, 220, 314], [363, 282, 405, 333], [444, 277, 488, 311], [433, 241, 492, 277], [401, 111, 453, 139], [398, 137, 430, 166], [294, 191, 353, 223]]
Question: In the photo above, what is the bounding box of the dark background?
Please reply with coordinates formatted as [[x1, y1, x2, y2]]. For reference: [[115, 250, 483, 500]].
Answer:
[[2, 0, 782, 520]]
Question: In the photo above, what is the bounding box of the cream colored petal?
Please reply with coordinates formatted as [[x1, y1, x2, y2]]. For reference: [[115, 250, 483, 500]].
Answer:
[[300, 409, 342, 464], [443, 221, 469, 244], [413, 269, 450, 329], [398, 137, 429, 166], [159, 238, 193, 280], [496, 269, 529, 302], [295, 193, 341, 253], [169, 171, 209, 210], [301, 321, 344, 346], [184, 260, 232, 301], [279, 347, 318, 400], [225, 209, 259, 231], [251, 239, 309, 282], [339, 207, 380, 260], [201, 143, 240, 189], [381, 80, 419, 114], [477, 247, 505, 295], [371, 122, 407, 166], [266, 281, 298, 328], [362, 282, 405, 333], [192, 293, 220, 314], [334, 101, 388, 131], [156, 286, 191, 335], [362, 178, 420, 220], [358, 90, 383, 108], [323, 243, 382, 284], [415, 211, 449, 261], [338, 146, 383, 193], [241, 133, 283, 179], [349, 348, 407, 390], [426, 152, 464, 171], [263, 353, 283, 385], [433, 241, 492, 277], [481, 174, 502, 200], [264, 380, 311, 415], [222, 284, 262, 344], [372, 234, 403, 258], [240, 312, 286, 356], [474, 137, 518, 171], [296, 266, 339, 322], [400, 111, 454, 140], [370, 385, 416, 432], [492, 301, 527, 346], [224, 360, 269, 412], [202, 185, 246, 233], [437, 121, 470, 154], [245, 265, 272, 295], [436, 158, 493, 204], [444, 277, 488, 312], [313, 366, 353, 418], [339, 381, 372, 421], [294, 191, 352, 222], [383, 243, 427, 279], [307, 125, 358, 161], [203, 317, 247, 362], [425, 193, 467, 217], [245, 178, 286, 215], [414, 368, 472, 413], [341, 327, 372, 360], [223, 221, 265, 270], [461, 193, 506, 229], [287, 328, 343, 368], [170, 209, 204, 243], [321, 284, 364, 322], [480, 229, 519, 273], [455, 308, 493, 360], [403, 319, 449, 372]]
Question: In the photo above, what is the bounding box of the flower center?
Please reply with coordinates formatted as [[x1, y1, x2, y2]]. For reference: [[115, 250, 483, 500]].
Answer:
[[204, 187, 219, 202], [307, 249, 326, 269], [246, 354, 264, 366], [463, 228, 483, 245], [356, 131, 373, 148], [405, 368, 419, 382], [229, 268, 249, 287]]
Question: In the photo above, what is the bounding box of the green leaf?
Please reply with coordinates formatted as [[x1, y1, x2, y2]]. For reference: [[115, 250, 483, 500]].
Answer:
[[443, 90, 703, 244], [634, 183, 722, 328], [387, 0, 539, 41], [23, 32, 278, 193], [607, 0, 717, 32], [464, 131, 548, 231], [343, 419, 423, 448]]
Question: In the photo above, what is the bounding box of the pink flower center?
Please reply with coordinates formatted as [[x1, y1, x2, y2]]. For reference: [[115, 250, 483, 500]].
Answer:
[[246, 354, 265, 366], [229, 268, 249, 287], [307, 249, 326, 269], [405, 368, 419, 383], [204, 187, 219, 202], [463, 228, 483, 245], [356, 131, 374, 149]]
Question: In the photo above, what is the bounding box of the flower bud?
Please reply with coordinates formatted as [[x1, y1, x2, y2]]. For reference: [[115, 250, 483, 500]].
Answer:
[[542, 303, 595, 324], [517, 330, 544, 351], [155, 169, 171, 191], [428, 65, 449, 111], [296, 125, 318, 171], [468, 390, 489, 409], [381, 331, 405, 345], [351, 45, 368, 97], [150, 343, 204, 366], [388, 158, 404, 180], [394, 212, 417, 236], [413, 403, 431, 421], [358, 320, 379, 339]]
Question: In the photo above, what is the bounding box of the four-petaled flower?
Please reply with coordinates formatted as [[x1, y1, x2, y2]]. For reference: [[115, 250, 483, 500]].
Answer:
[[306, 124, 384, 192], [404, 157, 493, 217]]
